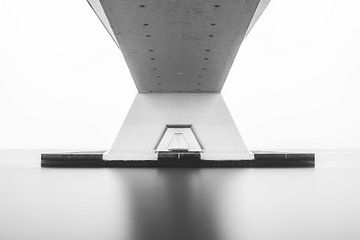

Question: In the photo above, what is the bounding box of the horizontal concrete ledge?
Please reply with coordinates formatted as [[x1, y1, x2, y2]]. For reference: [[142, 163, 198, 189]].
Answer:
[[41, 151, 314, 168]]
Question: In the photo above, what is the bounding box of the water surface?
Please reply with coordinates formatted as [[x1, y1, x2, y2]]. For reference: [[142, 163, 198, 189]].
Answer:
[[0, 150, 359, 240]]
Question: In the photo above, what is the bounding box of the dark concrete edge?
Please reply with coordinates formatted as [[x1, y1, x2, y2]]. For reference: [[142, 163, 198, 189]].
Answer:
[[41, 152, 315, 168]]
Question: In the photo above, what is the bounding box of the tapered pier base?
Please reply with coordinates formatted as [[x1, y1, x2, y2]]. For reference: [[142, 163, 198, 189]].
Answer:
[[104, 93, 253, 161]]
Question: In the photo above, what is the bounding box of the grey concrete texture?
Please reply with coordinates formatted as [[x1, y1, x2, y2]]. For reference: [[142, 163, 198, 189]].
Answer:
[[88, 0, 270, 93]]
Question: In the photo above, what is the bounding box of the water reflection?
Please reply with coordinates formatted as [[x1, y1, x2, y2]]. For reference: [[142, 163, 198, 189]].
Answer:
[[3, 151, 360, 239], [115, 169, 237, 240]]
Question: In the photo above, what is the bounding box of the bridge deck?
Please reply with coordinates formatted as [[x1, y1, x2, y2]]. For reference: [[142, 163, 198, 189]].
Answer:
[[88, 0, 270, 92]]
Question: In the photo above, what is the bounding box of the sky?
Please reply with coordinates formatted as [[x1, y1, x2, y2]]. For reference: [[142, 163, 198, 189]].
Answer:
[[0, 0, 359, 150]]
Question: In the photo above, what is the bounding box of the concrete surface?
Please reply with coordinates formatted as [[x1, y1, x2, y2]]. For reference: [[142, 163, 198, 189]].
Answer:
[[104, 93, 253, 160], [88, 0, 270, 92]]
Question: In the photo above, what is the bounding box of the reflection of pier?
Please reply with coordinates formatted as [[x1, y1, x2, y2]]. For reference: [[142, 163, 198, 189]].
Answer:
[[115, 169, 235, 240]]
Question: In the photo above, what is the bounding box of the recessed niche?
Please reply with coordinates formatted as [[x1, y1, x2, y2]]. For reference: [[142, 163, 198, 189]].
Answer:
[[204, 58, 209, 60], [214, 4, 220, 8], [211, 23, 216, 26], [146, 35, 151, 37], [153, 68, 157, 70], [151, 58, 155, 60], [208, 35, 214, 37], [143, 23, 149, 26], [139, 4, 145, 8], [149, 49, 154, 52], [202, 68, 207, 70]]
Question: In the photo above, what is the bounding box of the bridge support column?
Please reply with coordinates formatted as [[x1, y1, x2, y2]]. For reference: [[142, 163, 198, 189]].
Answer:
[[103, 93, 254, 161]]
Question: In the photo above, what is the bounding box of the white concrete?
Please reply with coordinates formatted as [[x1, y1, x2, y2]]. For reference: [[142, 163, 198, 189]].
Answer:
[[87, 0, 119, 47], [246, 0, 271, 36], [104, 93, 253, 160], [155, 127, 202, 152]]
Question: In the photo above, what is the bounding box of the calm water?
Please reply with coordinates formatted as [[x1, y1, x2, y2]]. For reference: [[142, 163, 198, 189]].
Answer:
[[0, 150, 360, 240]]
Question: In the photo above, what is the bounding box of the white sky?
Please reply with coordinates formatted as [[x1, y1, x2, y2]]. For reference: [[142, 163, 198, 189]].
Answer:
[[0, 0, 359, 150]]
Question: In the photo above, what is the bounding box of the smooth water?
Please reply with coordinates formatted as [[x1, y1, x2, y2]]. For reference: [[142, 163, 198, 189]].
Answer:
[[0, 150, 360, 240]]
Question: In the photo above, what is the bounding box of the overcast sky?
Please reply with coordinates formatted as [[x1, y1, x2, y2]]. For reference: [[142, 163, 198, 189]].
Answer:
[[0, 0, 359, 150]]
